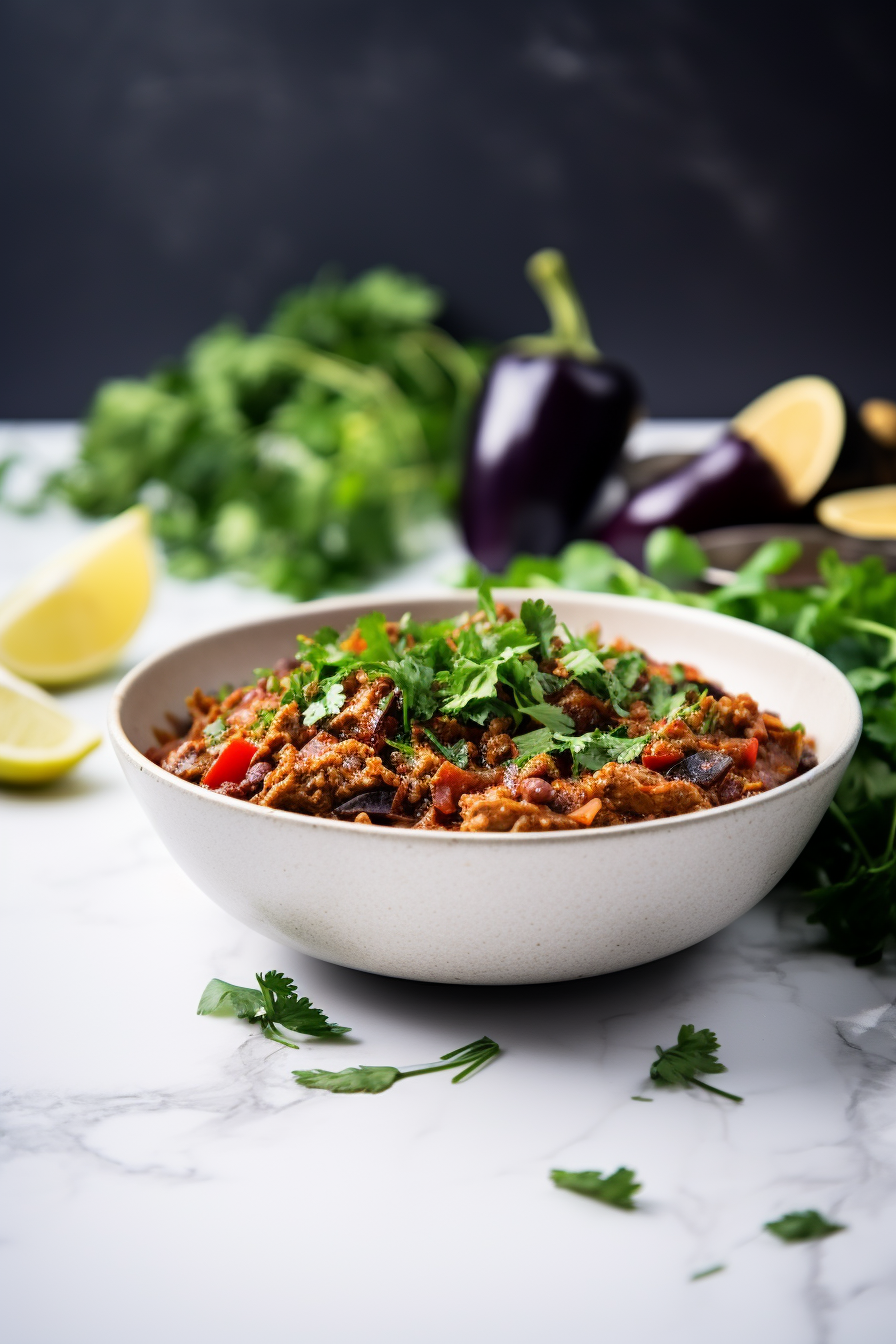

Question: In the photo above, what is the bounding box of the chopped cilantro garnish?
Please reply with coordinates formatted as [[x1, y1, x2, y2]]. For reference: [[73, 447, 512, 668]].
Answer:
[[423, 728, 469, 768], [386, 737, 415, 757], [204, 716, 228, 745], [511, 727, 555, 764], [520, 597, 558, 659]]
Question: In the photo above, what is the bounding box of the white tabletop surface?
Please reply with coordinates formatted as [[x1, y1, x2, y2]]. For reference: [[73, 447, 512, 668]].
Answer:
[[2, 425, 895, 1344]]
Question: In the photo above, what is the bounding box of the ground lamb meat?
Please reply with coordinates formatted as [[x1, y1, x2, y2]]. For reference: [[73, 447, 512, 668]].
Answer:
[[592, 762, 711, 819], [254, 736, 399, 815], [459, 790, 581, 832]]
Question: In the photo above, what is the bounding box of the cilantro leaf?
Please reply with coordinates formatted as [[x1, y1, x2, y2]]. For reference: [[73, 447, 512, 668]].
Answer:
[[387, 655, 437, 728], [439, 656, 504, 713], [304, 680, 347, 726], [204, 716, 228, 745], [559, 728, 651, 772], [293, 1035, 500, 1093], [197, 978, 264, 1019], [521, 598, 557, 659], [650, 1024, 743, 1102], [423, 728, 469, 768], [293, 1065, 402, 1093], [477, 578, 497, 624], [764, 1211, 846, 1242], [356, 611, 396, 663], [511, 727, 555, 764], [386, 737, 414, 757], [550, 1167, 641, 1210], [197, 970, 349, 1047], [521, 669, 575, 733]]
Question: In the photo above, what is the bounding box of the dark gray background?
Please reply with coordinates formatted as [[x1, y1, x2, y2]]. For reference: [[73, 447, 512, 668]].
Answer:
[[3, 0, 894, 418]]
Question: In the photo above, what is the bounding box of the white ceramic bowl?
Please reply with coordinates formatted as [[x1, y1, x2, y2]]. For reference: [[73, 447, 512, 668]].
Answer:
[[110, 590, 861, 985]]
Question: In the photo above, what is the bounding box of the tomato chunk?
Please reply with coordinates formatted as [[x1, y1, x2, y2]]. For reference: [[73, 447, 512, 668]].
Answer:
[[740, 736, 759, 768], [642, 742, 685, 771], [202, 737, 257, 789]]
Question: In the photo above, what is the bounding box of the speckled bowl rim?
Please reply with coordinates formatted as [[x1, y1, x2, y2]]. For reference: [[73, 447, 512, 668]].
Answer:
[[109, 588, 862, 844]]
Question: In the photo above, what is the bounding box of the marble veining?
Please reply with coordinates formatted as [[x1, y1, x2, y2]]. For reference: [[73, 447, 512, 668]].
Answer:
[[1, 425, 895, 1344]]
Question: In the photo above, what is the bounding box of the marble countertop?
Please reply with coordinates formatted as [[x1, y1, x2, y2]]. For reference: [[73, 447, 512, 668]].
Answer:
[[2, 425, 895, 1344]]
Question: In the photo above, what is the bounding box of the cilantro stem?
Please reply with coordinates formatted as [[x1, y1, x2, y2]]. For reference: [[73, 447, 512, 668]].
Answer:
[[691, 1078, 743, 1103], [883, 797, 896, 863], [843, 616, 896, 663], [829, 801, 873, 867]]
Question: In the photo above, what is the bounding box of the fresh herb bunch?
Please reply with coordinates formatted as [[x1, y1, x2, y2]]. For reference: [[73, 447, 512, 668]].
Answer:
[[650, 1024, 743, 1102], [550, 1167, 641, 1210], [469, 531, 896, 964], [764, 1210, 846, 1242], [49, 267, 487, 599], [293, 1035, 500, 1093], [197, 971, 350, 1047]]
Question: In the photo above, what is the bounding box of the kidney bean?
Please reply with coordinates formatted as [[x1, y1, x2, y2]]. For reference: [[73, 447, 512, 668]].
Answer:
[[518, 776, 554, 806], [240, 760, 274, 797]]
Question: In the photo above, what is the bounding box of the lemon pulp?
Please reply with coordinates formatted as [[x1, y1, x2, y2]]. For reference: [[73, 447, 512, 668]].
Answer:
[[0, 666, 101, 784], [0, 505, 153, 684]]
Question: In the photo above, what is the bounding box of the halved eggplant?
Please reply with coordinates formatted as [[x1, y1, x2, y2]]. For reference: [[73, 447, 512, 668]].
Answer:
[[597, 375, 890, 569], [597, 431, 790, 568]]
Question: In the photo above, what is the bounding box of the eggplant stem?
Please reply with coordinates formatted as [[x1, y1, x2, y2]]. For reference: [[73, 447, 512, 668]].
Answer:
[[524, 249, 601, 360]]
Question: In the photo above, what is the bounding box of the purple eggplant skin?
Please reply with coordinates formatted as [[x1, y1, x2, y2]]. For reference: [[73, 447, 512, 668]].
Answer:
[[333, 788, 397, 818], [461, 354, 640, 570], [665, 750, 733, 788], [597, 430, 792, 569]]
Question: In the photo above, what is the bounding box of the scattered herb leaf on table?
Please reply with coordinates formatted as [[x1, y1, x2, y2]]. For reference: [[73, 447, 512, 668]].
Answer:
[[764, 1210, 846, 1242], [550, 1167, 641, 1210], [293, 1035, 500, 1093], [650, 1024, 743, 1102], [198, 970, 350, 1047]]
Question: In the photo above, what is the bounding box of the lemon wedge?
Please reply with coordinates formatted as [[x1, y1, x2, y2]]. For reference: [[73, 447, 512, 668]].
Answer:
[[0, 505, 153, 685], [0, 663, 101, 784], [817, 485, 896, 539]]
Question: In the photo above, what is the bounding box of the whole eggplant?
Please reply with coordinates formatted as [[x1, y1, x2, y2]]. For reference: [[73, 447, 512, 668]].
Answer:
[[598, 430, 791, 569], [461, 250, 642, 572]]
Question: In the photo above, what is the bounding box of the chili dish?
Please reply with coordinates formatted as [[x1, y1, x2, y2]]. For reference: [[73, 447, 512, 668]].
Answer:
[[147, 596, 816, 832]]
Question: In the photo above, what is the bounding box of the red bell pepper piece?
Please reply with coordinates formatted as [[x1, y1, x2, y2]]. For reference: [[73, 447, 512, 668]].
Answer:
[[642, 742, 685, 771], [202, 737, 258, 790], [740, 736, 759, 768]]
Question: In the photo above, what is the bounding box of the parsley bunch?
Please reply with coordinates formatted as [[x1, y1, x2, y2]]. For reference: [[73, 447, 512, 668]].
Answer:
[[473, 533, 896, 964], [44, 267, 488, 599], [198, 971, 350, 1047]]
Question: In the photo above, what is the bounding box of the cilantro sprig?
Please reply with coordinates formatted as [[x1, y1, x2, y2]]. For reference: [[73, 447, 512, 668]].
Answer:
[[293, 1035, 500, 1093], [550, 1167, 641, 1210], [650, 1024, 743, 1102], [198, 971, 350, 1048]]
